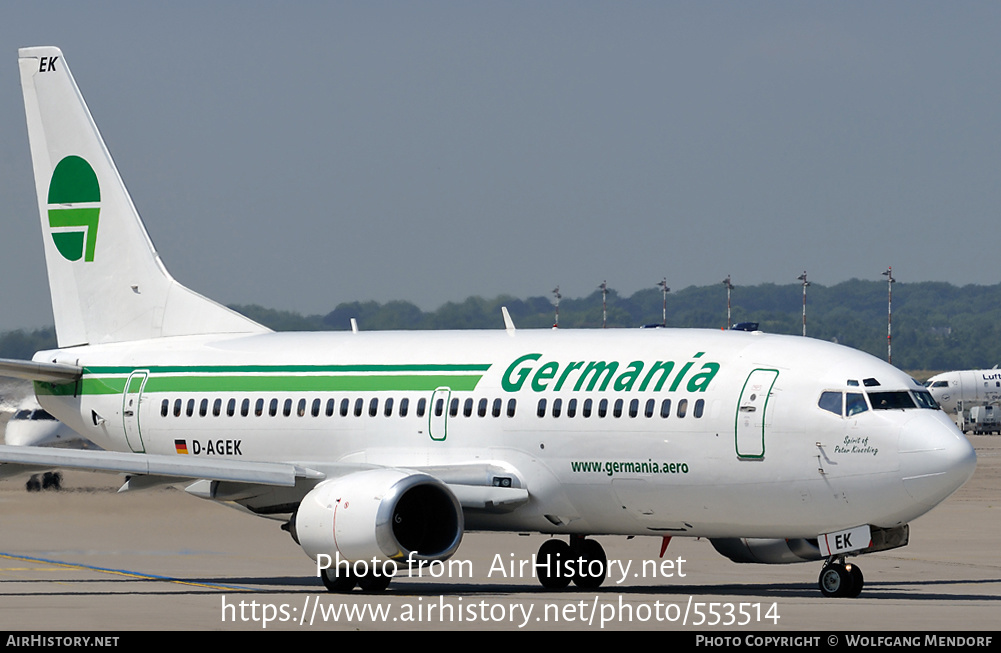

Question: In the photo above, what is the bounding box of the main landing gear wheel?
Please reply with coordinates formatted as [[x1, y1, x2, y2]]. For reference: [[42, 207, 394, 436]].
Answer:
[[535, 537, 607, 590], [320, 567, 357, 593], [320, 567, 394, 593], [537, 539, 572, 589], [320, 567, 355, 593], [571, 537, 607, 589], [818, 561, 864, 598]]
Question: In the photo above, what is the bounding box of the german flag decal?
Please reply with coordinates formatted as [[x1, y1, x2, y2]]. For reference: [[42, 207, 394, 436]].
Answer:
[[174, 440, 189, 455]]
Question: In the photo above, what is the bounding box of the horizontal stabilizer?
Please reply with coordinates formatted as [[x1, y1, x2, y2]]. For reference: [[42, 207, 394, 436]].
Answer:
[[0, 358, 81, 383]]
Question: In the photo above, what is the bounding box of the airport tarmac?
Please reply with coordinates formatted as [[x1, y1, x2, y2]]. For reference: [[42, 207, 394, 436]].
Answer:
[[0, 436, 997, 633]]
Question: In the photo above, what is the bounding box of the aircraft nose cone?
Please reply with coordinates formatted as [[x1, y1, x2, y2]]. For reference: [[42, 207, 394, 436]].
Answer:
[[899, 413, 976, 509]]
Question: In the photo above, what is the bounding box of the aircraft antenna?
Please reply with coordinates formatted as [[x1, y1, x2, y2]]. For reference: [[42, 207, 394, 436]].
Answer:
[[552, 286, 561, 328]]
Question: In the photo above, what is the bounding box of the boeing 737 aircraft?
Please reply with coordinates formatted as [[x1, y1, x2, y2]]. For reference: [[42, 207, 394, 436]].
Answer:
[[0, 47, 977, 598], [926, 368, 1001, 415]]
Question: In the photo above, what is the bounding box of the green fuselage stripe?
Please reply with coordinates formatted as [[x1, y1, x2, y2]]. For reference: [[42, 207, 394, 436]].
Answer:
[[83, 364, 491, 374], [37, 373, 486, 396]]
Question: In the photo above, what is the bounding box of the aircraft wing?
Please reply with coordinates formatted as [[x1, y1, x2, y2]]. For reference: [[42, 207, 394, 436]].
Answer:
[[0, 444, 323, 486], [0, 358, 81, 383], [0, 445, 530, 511]]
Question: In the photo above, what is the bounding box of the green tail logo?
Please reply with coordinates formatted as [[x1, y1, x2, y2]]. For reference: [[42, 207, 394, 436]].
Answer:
[[47, 155, 100, 262]]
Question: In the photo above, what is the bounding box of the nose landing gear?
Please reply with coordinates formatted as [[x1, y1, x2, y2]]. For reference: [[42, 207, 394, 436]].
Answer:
[[819, 558, 864, 598]]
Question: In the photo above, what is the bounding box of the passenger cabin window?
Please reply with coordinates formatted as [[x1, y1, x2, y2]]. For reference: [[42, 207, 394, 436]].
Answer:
[[507, 398, 517, 417], [384, 397, 394, 417]]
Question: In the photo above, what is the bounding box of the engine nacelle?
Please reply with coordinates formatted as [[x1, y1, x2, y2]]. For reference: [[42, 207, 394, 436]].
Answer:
[[711, 525, 908, 564], [710, 538, 823, 564], [293, 468, 463, 564]]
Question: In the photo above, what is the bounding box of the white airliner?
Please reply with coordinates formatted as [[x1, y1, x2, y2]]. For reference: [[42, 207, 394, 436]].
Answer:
[[5, 396, 91, 447], [925, 368, 1001, 416], [0, 47, 977, 598]]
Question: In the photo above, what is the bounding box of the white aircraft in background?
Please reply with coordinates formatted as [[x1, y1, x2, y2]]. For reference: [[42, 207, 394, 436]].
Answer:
[[3, 395, 93, 491], [0, 47, 976, 599], [5, 396, 93, 449], [925, 368, 1001, 415]]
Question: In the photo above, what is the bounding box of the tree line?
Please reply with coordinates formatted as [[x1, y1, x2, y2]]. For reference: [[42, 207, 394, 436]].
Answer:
[[3, 279, 1000, 374]]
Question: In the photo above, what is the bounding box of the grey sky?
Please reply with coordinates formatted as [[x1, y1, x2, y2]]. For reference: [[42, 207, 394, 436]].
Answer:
[[2, 2, 1000, 332]]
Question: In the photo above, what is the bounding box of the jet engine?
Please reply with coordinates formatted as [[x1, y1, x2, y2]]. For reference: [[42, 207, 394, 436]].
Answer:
[[291, 468, 463, 564], [710, 538, 823, 564]]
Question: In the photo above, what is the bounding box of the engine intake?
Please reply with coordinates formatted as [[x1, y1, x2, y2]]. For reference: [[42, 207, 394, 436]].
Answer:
[[293, 468, 463, 564]]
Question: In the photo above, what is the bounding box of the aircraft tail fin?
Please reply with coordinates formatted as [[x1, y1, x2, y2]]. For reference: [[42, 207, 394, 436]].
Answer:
[[18, 47, 267, 347]]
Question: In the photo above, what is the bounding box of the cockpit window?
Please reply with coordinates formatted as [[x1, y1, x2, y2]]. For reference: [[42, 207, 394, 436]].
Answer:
[[868, 391, 916, 410], [846, 392, 868, 416], [818, 392, 842, 415], [912, 390, 939, 409], [12, 409, 31, 420], [930, 380, 948, 388], [32, 410, 57, 421], [863, 378, 881, 387], [818, 391, 870, 417]]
